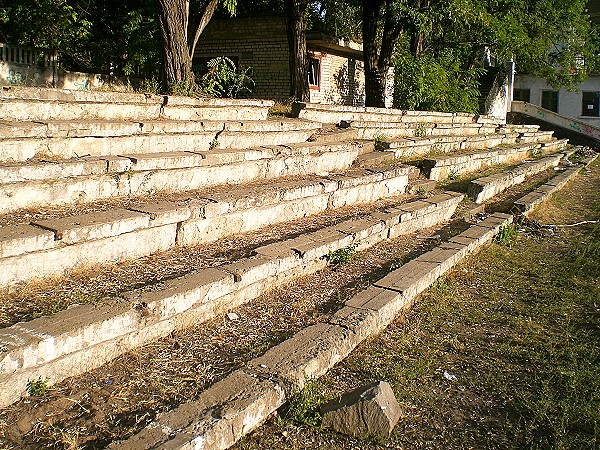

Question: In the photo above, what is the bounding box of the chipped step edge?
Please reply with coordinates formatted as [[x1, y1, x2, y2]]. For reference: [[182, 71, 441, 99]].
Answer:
[[0, 194, 463, 408], [109, 212, 513, 450], [513, 153, 598, 216], [468, 154, 563, 204]]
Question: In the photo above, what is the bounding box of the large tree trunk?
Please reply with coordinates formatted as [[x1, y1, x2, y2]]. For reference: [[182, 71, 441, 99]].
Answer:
[[363, 0, 402, 108], [155, 0, 194, 88], [285, 0, 309, 102]]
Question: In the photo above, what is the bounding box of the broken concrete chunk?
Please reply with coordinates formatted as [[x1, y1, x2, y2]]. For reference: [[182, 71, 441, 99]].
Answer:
[[321, 381, 402, 439]]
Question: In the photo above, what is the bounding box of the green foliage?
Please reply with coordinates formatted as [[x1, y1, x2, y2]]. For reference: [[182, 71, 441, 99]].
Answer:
[[325, 245, 357, 266], [494, 223, 518, 247], [394, 51, 483, 114], [169, 80, 197, 97], [414, 123, 427, 137], [138, 78, 161, 94], [197, 56, 254, 98], [286, 379, 325, 427], [27, 377, 49, 397]]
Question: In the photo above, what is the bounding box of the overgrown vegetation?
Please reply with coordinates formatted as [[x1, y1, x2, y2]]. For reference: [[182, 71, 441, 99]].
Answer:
[[26, 377, 49, 397], [197, 56, 254, 98], [325, 245, 357, 267]]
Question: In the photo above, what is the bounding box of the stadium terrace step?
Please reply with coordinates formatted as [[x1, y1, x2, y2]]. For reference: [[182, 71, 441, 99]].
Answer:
[[467, 153, 565, 203], [0, 140, 376, 214], [422, 142, 542, 181], [513, 152, 598, 215], [0, 118, 322, 163], [292, 102, 501, 127], [382, 133, 519, 158], [517, 130, 554, 143], [108, 211, 512, 450], [355, 122, 499, 140], [0, 86, 273, 122], [0, 165, 418, 286], [0, 192, 463, 408]]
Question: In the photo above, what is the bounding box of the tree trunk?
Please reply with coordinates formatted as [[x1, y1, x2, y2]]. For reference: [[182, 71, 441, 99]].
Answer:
[[363, 0, 386, 107], [189, 0, 220, 60], [155, 0, 194, 88], [363, 0, 402, 108], [284, 0, 309, 102]]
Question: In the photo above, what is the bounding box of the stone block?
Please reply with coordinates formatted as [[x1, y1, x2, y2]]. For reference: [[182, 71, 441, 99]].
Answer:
[[0, 224, 55, 258], [374, 259, 441, 300], [248, 323, 360, 392], [108, 370, 285, 450], [128, 201, 192, 226], [122, 151, 206, 171], [222, 256, 279, 287], [32, 209, 150, 244], [321, 381, 402, 439]]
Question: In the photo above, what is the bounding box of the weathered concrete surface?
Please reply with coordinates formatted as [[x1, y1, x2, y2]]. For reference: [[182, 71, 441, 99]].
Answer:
[[32, 209, 150, 244], [468, 154, 563, 203], [0, 224, 55, 258], [108, 371, 286, 450], [0, 195, 461, 407], [424, 143, 539, 181], [321, 381, 402, 439]]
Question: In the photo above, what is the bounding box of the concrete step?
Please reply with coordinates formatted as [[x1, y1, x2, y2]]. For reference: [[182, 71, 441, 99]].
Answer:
[[0, 164, 420, 286], [292, 102, 501, 127], [0, 140, 376, 214], [353, 151, 396, 169], [0, 86, 273, 122], [383, 133, 520, 158], [0, 118, 322, 163], [467, 154, 564, 203], [357, 122, 499, 140], [407, 178, 437, 194], [107, 211, 512, 450], [0, 192, 464, 408], [422, 143, 543, 181], [517, 130, 554, 143]]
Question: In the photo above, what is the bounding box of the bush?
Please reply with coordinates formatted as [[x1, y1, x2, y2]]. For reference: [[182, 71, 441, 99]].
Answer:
[[197, 56, 254, 99], [394, 50, 484, 114]]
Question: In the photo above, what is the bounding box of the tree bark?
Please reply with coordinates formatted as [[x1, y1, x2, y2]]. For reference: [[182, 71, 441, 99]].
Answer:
[[362, 0, 402, 107], [155, 0, 194, 87], [189, 0, 220, 59], [284, 0, 309, 102]]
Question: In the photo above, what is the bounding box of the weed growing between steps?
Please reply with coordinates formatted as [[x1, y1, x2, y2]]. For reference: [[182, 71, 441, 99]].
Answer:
[[232, 161, 600, 450]]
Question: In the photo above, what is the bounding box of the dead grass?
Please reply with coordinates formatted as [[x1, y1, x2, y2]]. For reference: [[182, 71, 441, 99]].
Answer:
[[234, 160, 600, 449]]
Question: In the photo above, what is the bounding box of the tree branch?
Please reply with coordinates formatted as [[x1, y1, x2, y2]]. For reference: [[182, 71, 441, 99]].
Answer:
[[189, 0, 219, 59]]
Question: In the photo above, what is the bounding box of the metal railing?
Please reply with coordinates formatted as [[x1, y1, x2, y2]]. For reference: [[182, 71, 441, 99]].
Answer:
[[0, 43, 56, 67]]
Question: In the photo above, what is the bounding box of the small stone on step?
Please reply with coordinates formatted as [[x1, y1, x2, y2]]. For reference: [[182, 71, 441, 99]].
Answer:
[[226, 312, 239, 321]]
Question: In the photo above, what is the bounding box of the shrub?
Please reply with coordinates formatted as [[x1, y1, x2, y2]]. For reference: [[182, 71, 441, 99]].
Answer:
[[197, 56, 254, 98]]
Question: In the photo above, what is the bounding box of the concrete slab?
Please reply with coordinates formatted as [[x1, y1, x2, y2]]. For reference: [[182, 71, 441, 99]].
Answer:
[[0, 224, 55, 258], [32, 209, 150, 244]]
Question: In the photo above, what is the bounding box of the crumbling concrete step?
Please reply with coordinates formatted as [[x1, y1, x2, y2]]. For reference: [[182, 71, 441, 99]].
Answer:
[[292, 102, 499, 127], [0, 193, 463, 408], [383, 133, 519, 158], [513, 152, 598, 215], [407, 179, 437, 194], [0, 140, 376, 214], [540, 138, 569, 152], [356, 122, 498, 140], [467, 154, 564, 203], [499, 124, 540, 133], [108, 211, 512, 450], [422, 143, 541, 181], [308, 125, 359, 143], [0, 119, 322, 163], [0, 166, 419, 285], [353, 151, 396, 169], [0, 86, 273, 122], [517, 130, 554, 143]]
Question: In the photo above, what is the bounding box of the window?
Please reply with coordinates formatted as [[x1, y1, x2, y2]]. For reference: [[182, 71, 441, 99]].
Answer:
[[541, 90, 559, 112], [308, 57, 321, 88], [582, 91, 600, 117], [513, 88, 530, 102]]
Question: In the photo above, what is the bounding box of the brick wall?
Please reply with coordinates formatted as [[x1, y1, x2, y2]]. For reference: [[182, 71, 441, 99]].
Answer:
[[195, 16, 291, 101], [195, 16, 369, 106]]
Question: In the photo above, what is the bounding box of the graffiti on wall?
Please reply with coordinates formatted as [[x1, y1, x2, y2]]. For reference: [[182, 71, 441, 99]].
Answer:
[[6, 70, 23, 84]]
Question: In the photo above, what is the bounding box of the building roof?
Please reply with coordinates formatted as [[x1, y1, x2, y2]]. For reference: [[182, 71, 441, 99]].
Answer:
[[306, 31, 363, 60]]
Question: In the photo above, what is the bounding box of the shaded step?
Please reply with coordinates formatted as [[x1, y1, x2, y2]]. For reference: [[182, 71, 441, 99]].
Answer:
[[0, 140, 375, 214], [0, 192, 463, 408], [467, 154, 564, 203], [422, 143, 541, 181], [0, 165, 418, 286], [108, 211, 512, 450]]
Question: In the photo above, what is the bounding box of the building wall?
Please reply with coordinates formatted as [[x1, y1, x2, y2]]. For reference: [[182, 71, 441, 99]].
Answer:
[[515, 74, 600, 126], [195, 16, 291, 101], [195, 16, 368, 106], [308, 51, 365, 106]]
